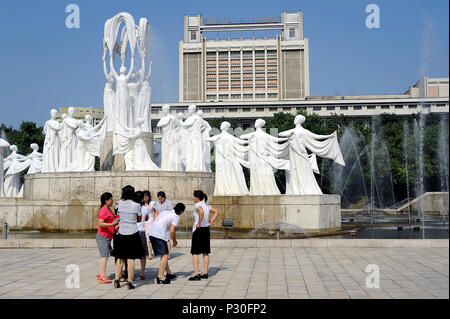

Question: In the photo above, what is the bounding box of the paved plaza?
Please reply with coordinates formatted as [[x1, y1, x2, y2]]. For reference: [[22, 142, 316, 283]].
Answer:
[[0, 246, 448, 299]]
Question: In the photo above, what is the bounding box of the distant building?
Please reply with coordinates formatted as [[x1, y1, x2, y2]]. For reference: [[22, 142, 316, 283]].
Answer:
[[179, 11, 310, 103], [57, 106, 104, 125], [151, 76, 449, 136]]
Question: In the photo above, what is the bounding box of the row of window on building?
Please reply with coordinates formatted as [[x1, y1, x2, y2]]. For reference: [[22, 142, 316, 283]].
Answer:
[[206, 50, 278, 56], [206, 93, 278, 100], [150, 103, 447, 115]]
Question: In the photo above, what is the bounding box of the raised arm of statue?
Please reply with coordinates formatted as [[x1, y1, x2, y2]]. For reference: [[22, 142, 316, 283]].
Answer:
[[110, 55, 119, 80], [103, 54, 110, 79], [240, 132, 254, 140], [92, 117, 107, 131], [279, 129, 294, 138], [125, 56, 135, 80], [304, 128, 334, 140]]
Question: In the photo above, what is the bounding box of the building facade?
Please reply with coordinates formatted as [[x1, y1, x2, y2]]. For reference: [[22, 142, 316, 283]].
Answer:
[[179, 11, 310, 103], [58, 106, 104, 125]]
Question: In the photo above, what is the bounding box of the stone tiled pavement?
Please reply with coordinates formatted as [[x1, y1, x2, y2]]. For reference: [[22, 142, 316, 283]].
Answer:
[[0, 247, 448, 299]]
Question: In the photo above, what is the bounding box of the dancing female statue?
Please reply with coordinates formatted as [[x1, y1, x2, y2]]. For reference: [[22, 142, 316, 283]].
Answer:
[[42, 109, 62, 173], [72, 117, 107, 172], [60, 107, 79, 172], [241, 119, 289, 195], [208, 122, 249, 196], [176, 112, 187, 171], [103, 46, 116, 132], [3, 145, 29, 197], [182, 105, 206, 171], [198, 110, 212, 172], [279, 115, 345, 195], [0, 138, 10, 196], [157, 105, 181, 171], [114, 117, 159, 171], [25, 143, 43, 174], [110, 54, 135, 128]]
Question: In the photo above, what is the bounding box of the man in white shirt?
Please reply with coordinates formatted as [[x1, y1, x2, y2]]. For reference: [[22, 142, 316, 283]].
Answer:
[[149, 202, 185, 284]]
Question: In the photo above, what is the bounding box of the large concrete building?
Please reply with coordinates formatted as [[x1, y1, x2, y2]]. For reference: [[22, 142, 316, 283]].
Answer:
[[179, 11, 310, 103], [58, 106, 104, 125]]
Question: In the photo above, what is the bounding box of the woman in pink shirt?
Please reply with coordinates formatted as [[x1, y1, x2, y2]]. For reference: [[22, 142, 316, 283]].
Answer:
[[96, 192, 119, 283]]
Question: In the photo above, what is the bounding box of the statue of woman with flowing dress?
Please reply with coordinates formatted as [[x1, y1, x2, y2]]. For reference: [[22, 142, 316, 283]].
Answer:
[[176, 112, 187, 171], [114, 118, 159, 171], [241, 119, 289, 195], [3, 145, 30, 197], [110, 54, 134, 128], [198, 110, 212, 172], [182, 105, 206, 171], [42, 109, 62, 173], [60, 107, 79, 172], [157, 105, 181, 171], [0, 138, 10, 196], [72, 117, 108, 172], [25, 143, 43, 174], [208, 122, 250, 196], [103, 46, 116, 132], [279, 115, 345, 195]]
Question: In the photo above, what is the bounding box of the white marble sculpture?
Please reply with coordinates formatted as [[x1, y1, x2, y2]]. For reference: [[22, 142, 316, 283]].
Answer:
[[0, 138, 10, 196], [103, 12, 152, 136], [208, 122, 250, 196], [114, 117, 159, 171], [157, 104, 181, 171], [25, 143, 43, 174], [241, 119, 289, 195], [72, 117, 107, 172], [3, 145, 29, 197], [198, 110, 212, 172], [279, 115, 345, 195], [176, 112, 187, 171], [42, 109, 62, 173], [60, 107, 79, 172], [103, 46, 116, 132], [182, 105, 207, 171]]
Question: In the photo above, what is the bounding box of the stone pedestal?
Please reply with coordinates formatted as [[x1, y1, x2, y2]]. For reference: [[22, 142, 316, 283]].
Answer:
[[210, 195, 341, 232], [100, 131, 154, 171]]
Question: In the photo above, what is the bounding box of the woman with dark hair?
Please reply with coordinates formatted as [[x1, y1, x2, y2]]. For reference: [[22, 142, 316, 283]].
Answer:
[[96, 192, 119, 283], [189, 190, 213, 281], [134, 190, 149, 280], [149, 202, 185, 284], [113, 185, 145, 289], [143, 190, 156, 260]]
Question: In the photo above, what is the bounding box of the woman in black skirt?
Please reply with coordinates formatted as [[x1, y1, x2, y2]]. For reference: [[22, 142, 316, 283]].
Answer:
[[189, 190, 214, 281], [113, 185, 145, 290]]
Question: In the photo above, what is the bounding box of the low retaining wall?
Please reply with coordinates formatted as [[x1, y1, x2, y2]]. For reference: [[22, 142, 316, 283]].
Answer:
[[0, 239, 447, 249], [211, 195, 341, 232]]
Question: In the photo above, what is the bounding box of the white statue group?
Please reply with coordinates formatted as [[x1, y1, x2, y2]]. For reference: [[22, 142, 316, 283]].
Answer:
[[0, 140, 43, 197], [0, 12, 347, 198], [157, 107, 346, 196]]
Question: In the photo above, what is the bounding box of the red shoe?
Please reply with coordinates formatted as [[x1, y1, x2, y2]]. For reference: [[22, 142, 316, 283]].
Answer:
[[148, 256, 152, 260], [96, 272, 101, 280], [98, 275, 112, 283]]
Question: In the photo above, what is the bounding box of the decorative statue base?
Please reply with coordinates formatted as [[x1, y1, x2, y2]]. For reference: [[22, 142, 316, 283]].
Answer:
[[100, 131, 154, 171], [210, 194, 341, 232]]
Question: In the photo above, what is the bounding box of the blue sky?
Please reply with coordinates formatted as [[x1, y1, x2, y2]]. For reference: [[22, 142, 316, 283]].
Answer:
[[0, 0, 448, 128]]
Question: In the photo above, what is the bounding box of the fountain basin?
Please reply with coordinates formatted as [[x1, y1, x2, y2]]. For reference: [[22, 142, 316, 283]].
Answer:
[[210, 195, 341, 232], [0, 170, 214, 231]]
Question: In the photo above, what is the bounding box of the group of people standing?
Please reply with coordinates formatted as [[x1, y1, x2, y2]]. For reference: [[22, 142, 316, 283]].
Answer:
[[96, 185, 219, 289]]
